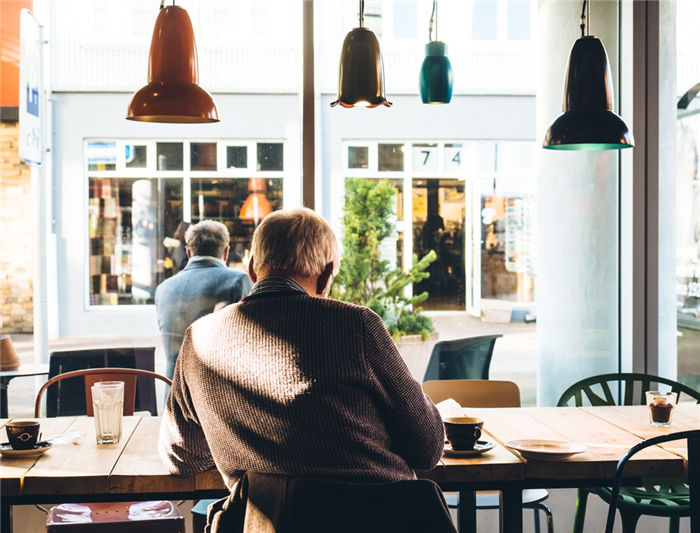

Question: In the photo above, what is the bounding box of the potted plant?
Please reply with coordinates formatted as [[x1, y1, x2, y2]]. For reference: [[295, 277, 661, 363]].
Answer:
[[332, 178, 438, 379]]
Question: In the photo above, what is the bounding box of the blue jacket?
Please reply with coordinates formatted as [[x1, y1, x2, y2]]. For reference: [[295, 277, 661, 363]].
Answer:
[[155, 256, 253, 378]]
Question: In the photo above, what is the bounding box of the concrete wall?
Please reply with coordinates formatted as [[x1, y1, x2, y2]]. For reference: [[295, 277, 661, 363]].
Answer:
[[0, 121, 34, 333]]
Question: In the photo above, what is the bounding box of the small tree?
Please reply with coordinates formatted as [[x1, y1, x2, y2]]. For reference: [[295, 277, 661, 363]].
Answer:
[[333, 178, 436, 340]]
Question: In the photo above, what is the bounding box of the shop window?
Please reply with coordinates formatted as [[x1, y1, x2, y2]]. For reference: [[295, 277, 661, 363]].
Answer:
[[190, 142, 217, 171], [413, 144, 439, 173], [378, 143, 404, 172], [156, 142, 184, 171], [393, 0, 417, 40], [88, 177, 183, 306], [472, 0, 497, 40], [257, 143, 284, 171], [348, 146, 369, 169], [190, 177, 284, 269], [227, 146, 248, 169], [125, 145, 148, 169], [507, 0, 531, 41], [87, 142, 117, 171]]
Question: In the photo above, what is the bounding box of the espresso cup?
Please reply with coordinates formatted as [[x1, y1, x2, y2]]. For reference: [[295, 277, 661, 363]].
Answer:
[[6, 421, 40, 450], [444, 417, 484, 451]]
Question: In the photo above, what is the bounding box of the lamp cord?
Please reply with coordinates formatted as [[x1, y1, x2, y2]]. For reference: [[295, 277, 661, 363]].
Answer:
[[429, 0, 437, 42], [359, 0, 364, 28], [580, 0, 587, 37], [160, 0, 164, 9]]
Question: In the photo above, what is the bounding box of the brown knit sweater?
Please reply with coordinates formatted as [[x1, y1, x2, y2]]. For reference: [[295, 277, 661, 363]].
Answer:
[[158, 291, 445, 488]]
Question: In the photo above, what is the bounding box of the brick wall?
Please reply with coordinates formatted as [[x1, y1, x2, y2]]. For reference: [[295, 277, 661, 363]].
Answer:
[[1, 121, 34, 332]]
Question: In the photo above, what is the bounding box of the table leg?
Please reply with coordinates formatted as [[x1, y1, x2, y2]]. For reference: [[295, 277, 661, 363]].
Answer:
[[499, 488, 523, 533], [1, 502, 12, 533], [457, 490, 477, 533], [0, 378, 9, 418]]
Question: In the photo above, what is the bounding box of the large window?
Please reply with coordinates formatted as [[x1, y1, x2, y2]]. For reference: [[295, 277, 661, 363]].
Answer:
[[85, 140, 285, 306]]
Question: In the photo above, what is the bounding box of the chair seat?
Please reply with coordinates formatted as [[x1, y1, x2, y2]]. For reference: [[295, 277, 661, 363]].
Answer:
[[444, 488, 550, 509], [46, 501, 184, 533]]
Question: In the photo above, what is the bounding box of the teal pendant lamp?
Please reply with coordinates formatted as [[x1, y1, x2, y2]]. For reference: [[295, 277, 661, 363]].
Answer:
[[126, 1, 219, 123], [543, 0, 633, 150], [331, 0, 391, 108], [420, 0, 453, 104]]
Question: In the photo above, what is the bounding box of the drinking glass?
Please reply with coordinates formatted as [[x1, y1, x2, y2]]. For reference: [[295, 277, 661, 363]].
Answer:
[[646, 391, 677, 427], [91, 381, 124, 444]]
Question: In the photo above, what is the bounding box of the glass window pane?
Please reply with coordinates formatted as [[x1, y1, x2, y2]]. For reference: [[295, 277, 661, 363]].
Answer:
[[87, 141, 117, 171], [378, 144, 404, 172], [412, 178, 466, 310], [257, 143, 284, 171], [393, 0, 416, 40], [156, 142, 183, 171], [190, 177, 284, 267], [125, 145, 147, 169], [507, 0, 531, 41], [444, 143, 464, 173], [472, 0, 497, 40], [88, 177, 183, 306], [227, 146, 248, 169], [348, 146, 369, 169], [190, 142, 217, 171], [413, 144, 438, 172]]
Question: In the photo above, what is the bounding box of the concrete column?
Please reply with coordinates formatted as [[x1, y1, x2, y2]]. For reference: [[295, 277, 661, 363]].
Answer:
[[536, 0, 622, 406]]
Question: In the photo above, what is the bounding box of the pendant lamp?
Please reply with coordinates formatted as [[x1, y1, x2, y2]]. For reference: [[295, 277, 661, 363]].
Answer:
[[126, 2, 219, 123], [543, 0, 633, 150], [419, 0, 453, 104], [331, 0, 391, 108], [240, 178, 273, 226]]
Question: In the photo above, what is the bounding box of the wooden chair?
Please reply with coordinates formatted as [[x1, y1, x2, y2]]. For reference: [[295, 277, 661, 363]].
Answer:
[[604, 430, 700, 533], [46, 347, 158, 416], [35, 367, 184, 533], [423, 379, 553, 533], [423, 334, 502, 382], [558, 373, 700, 533]]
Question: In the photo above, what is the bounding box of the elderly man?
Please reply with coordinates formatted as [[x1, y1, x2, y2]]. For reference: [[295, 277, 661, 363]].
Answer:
[[158, 208, 444, 488], [154, 219, 253, 380]]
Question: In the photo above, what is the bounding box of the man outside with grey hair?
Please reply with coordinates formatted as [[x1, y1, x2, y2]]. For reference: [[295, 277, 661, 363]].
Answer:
[[155, 219, 253, 381], [159, 208, 444, 489]]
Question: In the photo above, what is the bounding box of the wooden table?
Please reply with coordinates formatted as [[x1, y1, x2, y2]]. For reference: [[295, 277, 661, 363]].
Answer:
[[0, 364, 50, 418], [1, 405, 697, 533]]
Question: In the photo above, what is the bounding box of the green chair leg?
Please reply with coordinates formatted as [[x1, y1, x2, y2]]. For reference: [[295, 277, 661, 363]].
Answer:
[[668, 516, 680, 533], [619, 508, 642, 533], [572, 488, 590, 533]]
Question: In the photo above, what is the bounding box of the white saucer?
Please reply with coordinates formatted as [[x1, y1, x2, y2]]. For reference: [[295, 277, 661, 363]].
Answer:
[[0, 441, 53, 459], [505, 439, 587, 460], [443, 440, 495, 457]]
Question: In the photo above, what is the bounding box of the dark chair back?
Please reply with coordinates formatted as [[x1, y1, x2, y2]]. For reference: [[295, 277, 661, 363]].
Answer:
[[557, 373, 700, 407], [46, 347, 157, 416], [604, 430, 700, 533], [422, 334, 502, 382]]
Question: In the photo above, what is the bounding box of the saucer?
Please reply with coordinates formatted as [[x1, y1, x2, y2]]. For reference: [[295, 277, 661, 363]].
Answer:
[[443, 440, 495, 457], [505, 439, 587, 460], [0, 441, 53, 459]]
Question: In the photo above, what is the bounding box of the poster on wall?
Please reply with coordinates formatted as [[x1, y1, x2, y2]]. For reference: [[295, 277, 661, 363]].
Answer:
[[18, 9, 43, 167]]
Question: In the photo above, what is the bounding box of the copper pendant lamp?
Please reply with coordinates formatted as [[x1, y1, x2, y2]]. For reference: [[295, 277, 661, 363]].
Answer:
[[331, 0, 391, 108], [126, 2, 219, 123], [419, 0, 453, 104], [543, 0, 633, 150], [240, 178, 273, 226]]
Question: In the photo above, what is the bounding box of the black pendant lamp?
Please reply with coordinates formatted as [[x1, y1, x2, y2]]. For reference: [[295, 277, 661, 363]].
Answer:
[[331, 0, 391, 108], [419, 0, 453, 104], [126, 1, 219, 123], [543, 0, 633, 150]]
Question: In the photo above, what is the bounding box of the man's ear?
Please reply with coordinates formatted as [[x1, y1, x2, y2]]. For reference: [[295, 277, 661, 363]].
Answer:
[[248, 256, 257, 283], [316, 262, 334, 297], [186, 248, 192, 259], [222, 246, 230, 263]]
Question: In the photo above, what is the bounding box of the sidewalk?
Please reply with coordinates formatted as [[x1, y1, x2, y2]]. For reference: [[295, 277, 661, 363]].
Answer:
[[4, 313, 537, 419]]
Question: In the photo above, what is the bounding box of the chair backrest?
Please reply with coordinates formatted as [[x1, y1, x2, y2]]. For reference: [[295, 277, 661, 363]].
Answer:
[[35, 367, 172, 418], [422, 334, 502, 382], [212, 471, 458, 533], [604, 429, 700, 533], [423, 379, 521, 407], [557, 373, 700, 407], [46, 347, 157, 416]]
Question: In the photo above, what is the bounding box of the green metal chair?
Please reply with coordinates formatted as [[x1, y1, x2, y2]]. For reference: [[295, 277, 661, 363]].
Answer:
[[557, 373, 700, 533]]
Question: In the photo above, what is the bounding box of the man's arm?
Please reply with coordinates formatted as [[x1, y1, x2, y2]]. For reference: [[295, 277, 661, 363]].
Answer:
[[158, 330, 216, 476]]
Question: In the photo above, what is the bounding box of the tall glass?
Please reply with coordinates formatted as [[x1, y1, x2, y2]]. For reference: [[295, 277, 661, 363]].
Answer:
[[91, 381, 124, 444], [646, 391, 678, 427]]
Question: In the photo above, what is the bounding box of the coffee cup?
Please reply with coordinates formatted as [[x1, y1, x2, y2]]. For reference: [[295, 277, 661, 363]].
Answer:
[[444, 417, 484, 451], [6, 421, 40, 450]]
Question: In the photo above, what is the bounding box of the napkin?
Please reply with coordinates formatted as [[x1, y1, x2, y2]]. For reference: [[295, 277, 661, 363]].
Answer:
[[435, 398, 465, 420]]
